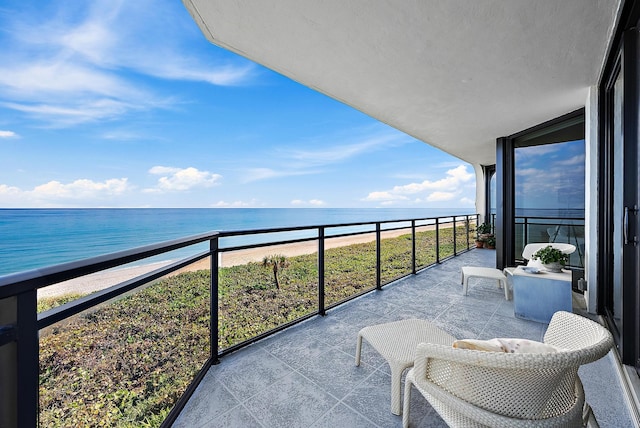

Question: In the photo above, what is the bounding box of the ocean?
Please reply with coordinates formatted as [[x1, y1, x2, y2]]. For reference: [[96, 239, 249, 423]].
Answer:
[[0, 208, 477, 277]]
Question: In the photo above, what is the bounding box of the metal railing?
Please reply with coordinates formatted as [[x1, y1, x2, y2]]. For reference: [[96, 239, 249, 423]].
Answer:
[[490, 213, 585, 268], [0, 213, 477, 427]]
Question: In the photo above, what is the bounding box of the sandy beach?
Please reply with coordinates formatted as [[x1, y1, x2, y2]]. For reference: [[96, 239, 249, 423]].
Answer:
[[39, 224, 462, 299]]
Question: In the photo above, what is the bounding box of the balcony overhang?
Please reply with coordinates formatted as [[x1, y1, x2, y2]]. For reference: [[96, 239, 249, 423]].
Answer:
[[183, 0, 620, 166]]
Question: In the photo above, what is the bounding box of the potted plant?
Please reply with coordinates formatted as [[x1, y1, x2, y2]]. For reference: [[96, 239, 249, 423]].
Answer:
[[476, 222, 492, 237], [531, 245, 568, 272], [474, 223, 492, 248], [484, 235, 496, 249]]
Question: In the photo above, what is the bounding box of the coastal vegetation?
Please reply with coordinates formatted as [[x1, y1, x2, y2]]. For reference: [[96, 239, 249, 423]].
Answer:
[[38, 225, 470, 427]]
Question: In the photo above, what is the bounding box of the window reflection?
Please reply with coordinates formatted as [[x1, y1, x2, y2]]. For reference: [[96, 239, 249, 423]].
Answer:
[[513, 118, 586, 268]]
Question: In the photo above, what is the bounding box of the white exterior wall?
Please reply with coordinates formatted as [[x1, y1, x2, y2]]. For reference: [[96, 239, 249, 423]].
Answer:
[[585, 86, 599, 313], [473, 164, 487, 224]]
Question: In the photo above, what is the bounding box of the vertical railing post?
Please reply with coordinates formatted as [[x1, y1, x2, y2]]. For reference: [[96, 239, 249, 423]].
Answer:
[[474, 214, 480, 249], [0, 298, 17, 428], [466, 215, 470, 249], [453, 216, 457, 256], [435, 218, 440, 263], [318, 227, 326, 316], [376, 223, 382, 290], [15, 291, 38, 427], [210, 237, 220, 365], [411, 220, 416, 274], [524, 217, 529, 247]]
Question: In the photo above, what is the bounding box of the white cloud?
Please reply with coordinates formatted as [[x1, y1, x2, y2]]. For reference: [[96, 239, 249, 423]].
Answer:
[[555, 154, 585, 166], [0, 0, 255, 126], [149, 166, 179, 175], [32, 178, 129, 198], [517, 167, 543, 177], [363, 165, 474, 203], [459, 197, 475, 206], [290, 199, 325, 206], [363, 191, 409, 202], [0, 184, 21, 195], [241, 167, 318, 183], [211, 201, 251, 208], [426, 191, 456, 202], [289, 132, 408, 165], [0, 178, 130, 207], [518, 144, 560, 157], [240, 127, 412, 183], [0, 130, 18, 138], [148, 166, 221, 191], [213, 200, 257, 208]]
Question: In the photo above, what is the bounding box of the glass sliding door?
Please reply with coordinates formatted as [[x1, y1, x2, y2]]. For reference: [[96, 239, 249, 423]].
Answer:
[[611, 65, 624, 336], [495, 111, 585, 271], [513, 132, 585, 268], [601, 28, 640, 371]]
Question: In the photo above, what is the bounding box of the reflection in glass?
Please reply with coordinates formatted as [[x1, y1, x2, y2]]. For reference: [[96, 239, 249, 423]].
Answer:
[[513, 117, 585, 267], [612, 69, 624, 331]]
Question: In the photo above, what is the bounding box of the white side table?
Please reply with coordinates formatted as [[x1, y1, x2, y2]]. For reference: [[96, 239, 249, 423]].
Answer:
[[506, 267, 572, 323]]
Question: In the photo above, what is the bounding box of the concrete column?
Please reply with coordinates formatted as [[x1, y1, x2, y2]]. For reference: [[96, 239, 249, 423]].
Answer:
[[585, 85, 599, 313], [473, 163, 487, 224]]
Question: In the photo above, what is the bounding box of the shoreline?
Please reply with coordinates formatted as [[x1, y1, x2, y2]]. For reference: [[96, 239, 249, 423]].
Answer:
[[39, 224, 461, 299]]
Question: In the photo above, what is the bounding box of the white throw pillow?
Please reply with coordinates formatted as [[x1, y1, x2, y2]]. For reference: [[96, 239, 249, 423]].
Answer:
[[453, 338, 559, 353], [496, 338, 559, 353], [452, 338, 505, 352]]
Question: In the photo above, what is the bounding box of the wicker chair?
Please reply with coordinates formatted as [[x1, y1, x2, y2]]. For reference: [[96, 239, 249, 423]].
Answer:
[[402, 311, 613, 427]]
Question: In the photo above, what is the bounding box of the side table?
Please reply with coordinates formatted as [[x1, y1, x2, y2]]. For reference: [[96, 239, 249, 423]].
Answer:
[[506, 267, 572, 323]]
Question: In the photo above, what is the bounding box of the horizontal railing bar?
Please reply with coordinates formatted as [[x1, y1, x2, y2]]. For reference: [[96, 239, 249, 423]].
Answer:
[[0, 325, 17, 347], [438, 253, 459, 264], [219, 222, 463, 253], [492, 213, 584, 220], [0, 232, 219, 298], [38, 251, 211, 329], [513, 217, 585, 221], [220, 236, 318, 253], [324, 287, 379, 312], [160, 358, 212, 428], [215, 214, 473, 238], [514, 222, 585, 225]]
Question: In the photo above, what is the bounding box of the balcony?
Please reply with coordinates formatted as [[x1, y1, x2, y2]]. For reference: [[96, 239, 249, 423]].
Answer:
[[0, 214, 634, 427], [173, 249, 632, 427]]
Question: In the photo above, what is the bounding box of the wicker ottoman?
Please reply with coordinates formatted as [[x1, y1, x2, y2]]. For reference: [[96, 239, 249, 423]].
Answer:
[[355, 319, 455, 415]]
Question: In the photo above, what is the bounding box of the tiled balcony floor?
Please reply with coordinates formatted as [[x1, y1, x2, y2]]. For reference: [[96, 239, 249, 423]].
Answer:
[[173, 249, 634, 427]]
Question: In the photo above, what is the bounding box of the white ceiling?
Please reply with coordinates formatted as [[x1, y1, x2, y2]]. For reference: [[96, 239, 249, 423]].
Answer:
[[183, 0, 620, 166]]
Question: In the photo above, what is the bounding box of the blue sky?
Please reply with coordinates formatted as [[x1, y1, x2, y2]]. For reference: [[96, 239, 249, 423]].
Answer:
[[0, 0, 476, 209]]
